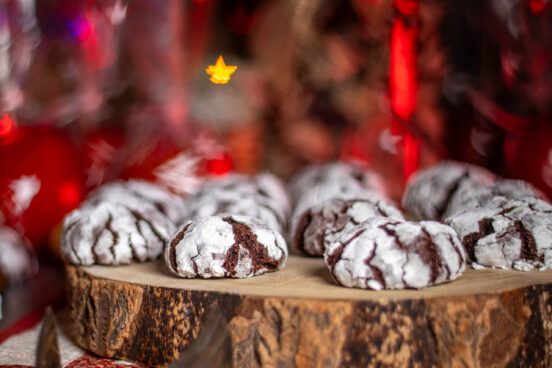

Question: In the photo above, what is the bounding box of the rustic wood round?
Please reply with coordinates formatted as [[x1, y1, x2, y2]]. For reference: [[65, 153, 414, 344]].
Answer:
[[66, 255, 552, 367]]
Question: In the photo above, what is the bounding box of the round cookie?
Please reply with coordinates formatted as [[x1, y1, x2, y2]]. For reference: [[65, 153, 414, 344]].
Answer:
[[402, 161, 496, 221], [165, 214, 288, 278], [292, 196, 404, 256], [0, 226, 37, 288], [443, 178, 548, 219], [254, 172, 291, 218], [324, 217, 467, 290], [61, 200, 175, 266], [88, 180, 187, 225], [288, 161, 386, 203], [188, 196, 285, 234], [446, 196, 552, 271], [185, 173, 289, 232], [290, 180, 382, 242]]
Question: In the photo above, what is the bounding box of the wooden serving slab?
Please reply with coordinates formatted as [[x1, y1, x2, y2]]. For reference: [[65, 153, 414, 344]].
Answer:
[[66, 255, 552, 367]]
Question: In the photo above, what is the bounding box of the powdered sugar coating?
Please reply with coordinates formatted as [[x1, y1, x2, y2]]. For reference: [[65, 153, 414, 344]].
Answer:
[[61, 200, 175, 266], [292, 196, 404, 256], [290, 181, 382, 246], [289, 163, 389, 256], [188, 196, 284, 233], [443, 178, 548, 219], [289, 161, 386, 203], [0, 226, 37, 285], [402, 161, 496, 220], [185, 173, 289, 232], [165, 214, 288, 278], [446, 197, 552, 271], [88, 180, 187, 225], [325, 217, 467, 290], [255, 172, 292, 217]]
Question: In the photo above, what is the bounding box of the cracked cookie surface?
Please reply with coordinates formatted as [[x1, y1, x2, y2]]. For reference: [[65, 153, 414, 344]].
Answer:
[[185, 173, 289, 233], [443, 178, 547, 219], [61, 186, 176, 266], [87, 180, 187, 225], [446, 197, 552, 271], [292, 196, 404, 256], [289, 163, 388, 255], [165, 214, 288, 278], [325, 217, 467, 290], [402, 161, 496, 220], [288, 161, 386, 203]]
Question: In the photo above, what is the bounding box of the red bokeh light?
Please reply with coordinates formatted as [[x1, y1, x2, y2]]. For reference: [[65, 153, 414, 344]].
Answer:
[[390, 12, 419, 182], [0, 114, 15, 138], [0, 127, 84, 248], [529, 0, 549, 14], [390, 19, 417, 123], [205, 152, 234, 176], [58, 181, 82, 207], [394, 0, 419, 16]]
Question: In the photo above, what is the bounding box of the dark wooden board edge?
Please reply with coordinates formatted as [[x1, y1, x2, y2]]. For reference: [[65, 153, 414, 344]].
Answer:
[[66, 265, 552, 367]]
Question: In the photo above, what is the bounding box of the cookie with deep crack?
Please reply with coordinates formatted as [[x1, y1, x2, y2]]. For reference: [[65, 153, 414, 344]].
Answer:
[[292, 196, 404, 256], [61, 200, 175, 266], [402, 161, 496, 220], [446, 196, 552, 271], [165, 214, 288, 278], [325, 216, 467, 290]]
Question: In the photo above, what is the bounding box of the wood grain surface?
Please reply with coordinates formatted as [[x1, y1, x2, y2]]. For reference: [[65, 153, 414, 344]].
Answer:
[[66, 255, 552, 367]]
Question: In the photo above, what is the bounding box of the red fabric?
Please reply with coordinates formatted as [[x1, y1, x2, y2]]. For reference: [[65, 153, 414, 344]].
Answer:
[[0, 307, 45, 345]]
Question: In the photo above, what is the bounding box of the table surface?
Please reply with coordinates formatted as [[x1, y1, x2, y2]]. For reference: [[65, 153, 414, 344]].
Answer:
[[81, 255, 552, 301]]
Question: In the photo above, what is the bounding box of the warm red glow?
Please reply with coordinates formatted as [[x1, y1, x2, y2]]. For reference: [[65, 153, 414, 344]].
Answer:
[[70, 15, 93, 42], [390, 10, 419, 182], [0, 114, 15, 138], [68, 9, 104, 70], [390, 19, 417, 123], [403, 133, 421, 182], [394, 0, 419, 16], [529, 0, 549, 14], [58, 181, 82, 208], [206, 153, 233, 175], [339, 128, 370, 164]]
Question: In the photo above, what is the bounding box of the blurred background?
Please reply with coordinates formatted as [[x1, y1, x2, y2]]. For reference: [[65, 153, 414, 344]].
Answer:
[[0, 0, 551, 337]]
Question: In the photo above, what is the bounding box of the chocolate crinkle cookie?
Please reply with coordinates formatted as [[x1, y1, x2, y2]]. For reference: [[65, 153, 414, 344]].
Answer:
[[446, 197, 552, 271], [288, 161, 386, 202], [442, 178, 548, 219], [185, 173, 290, 233], [61, 183, 177, 265], [325, 217, 467, 290], [0, 226, 37, 288], [402, 161, 496, 221], [289, 163, 391, 256], [87, 180, 187, 225], [165, 214, 288, 278], [292, 195, 404, 256]]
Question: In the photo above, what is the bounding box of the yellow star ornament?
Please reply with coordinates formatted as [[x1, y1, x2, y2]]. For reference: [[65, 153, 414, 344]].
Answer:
[[206, 55, 237, 84]]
